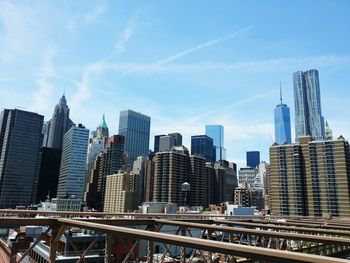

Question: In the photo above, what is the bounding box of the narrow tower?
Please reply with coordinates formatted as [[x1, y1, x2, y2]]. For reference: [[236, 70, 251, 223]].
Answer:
[[274, 83, 292, 144]]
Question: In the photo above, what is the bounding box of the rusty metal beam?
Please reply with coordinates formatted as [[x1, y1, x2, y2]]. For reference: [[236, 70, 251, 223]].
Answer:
[[215, 220, 350, 236], [0, 218, 55, 227], [0, 209, 258, 219], [56, 218, 350, 263], [17, 226, 52, 263], [154, 219, 350, 246], [251, 219, 350, 231]]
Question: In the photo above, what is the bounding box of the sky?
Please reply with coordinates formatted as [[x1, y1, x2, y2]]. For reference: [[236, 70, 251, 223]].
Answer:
[[1, 0, 349, 168]]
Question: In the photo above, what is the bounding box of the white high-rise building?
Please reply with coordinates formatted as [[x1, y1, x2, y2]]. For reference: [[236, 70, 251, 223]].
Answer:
[[57, 124, 89, 200]]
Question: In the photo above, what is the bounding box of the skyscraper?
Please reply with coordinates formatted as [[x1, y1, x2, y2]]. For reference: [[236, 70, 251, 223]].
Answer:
[[205, 125, 226, 161], [154, 133, 182, 153], [0, 109, 44, 208], [246, 151, 260, 168], [154, 134, 165, 152], [153, 146, 189, 204], [85, 135, 125, 210], [46, 95, 75, 149], [95, 114, 109, 146], [191, 135, 215, 163], [57, 124, 89, 200], [118, 110, 151, 164], [85, 115, 109, 192], [274, 85, 291, 144], [32, 147, 62, 203], [293, 69, 325, 141], [158, 135, 176, 152]]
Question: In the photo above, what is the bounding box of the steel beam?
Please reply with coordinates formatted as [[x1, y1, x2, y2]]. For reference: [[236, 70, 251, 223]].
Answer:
[[56, 218, 350, 263], [17, 226, 52, 263], [154, 219, 350, 246], [215, 220, 350, 236]]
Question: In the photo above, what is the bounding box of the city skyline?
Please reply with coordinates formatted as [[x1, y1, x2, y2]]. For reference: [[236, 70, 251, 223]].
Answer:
[[1, 1, 350, 167]]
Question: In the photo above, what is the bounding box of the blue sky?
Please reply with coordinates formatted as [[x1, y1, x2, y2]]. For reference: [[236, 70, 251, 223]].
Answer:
[[1, 0, 349, 167]]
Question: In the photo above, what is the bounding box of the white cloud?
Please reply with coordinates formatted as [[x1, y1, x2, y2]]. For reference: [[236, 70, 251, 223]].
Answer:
[[114, 25, 135, 54], [70, 61, 107, 110], [124, 27, 253, 74], [154, 27, 253, 66], [29, 48, 58, 114], [0, 1, 31, 61], [31, 79, 55, 113], [84, 5, 106, 24], [73, 55, 349, 77]]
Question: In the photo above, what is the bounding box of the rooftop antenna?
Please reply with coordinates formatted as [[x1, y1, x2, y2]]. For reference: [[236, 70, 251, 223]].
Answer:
[[280, 81, 283, 105]]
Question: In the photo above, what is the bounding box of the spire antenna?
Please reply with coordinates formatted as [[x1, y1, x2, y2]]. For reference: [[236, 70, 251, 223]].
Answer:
[[280, 81, 283, 105]]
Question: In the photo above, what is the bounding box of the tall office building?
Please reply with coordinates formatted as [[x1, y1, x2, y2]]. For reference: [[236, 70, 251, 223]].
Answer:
[[246, 151, 260, 168], [206, 161, 237, 205], [191, 135, 215, 163], [46, 95, 75, 149], [32, 147, 62, 203], [269, 136, 350, 217], [85, 115, 109, 191], [168, 133, 182, 146], [95, 114, 109, 146], [205, 125, 226, 161], [274, 85, 291, 144], [132, 155, 148, 204], [57, 124, 89, 200], [0, 109, 43, 208], [154, 134, 165, 152], [118, 110, 151, 164], [293, 69, 325, 141], [158, 135, 176, 152], [154, 133, 182, 153], [85, 135, 125, 210], [188, 155, 207, 207]]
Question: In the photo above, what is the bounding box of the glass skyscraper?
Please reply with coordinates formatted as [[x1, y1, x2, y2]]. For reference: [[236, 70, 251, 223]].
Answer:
[[191, 135, 215, 163], [205, 125, 226, 161], [246, 151, 260, 168], [0, 109, 44, 208], [293, 69, 325, 141], [57, 124, 89, 200], [118, 110, 151, 164], [274, 87, 291, 144]]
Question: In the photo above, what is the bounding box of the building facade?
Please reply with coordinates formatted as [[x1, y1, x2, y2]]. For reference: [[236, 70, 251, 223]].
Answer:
[[0, 109, 44, 208], [153, 146, 189, 205], [118, 110, 151, 164], [269, 136, 350, 217], [104, 172, 139, 212], [57, 124, 89, 200], [205, 125, 226, 161], [293, 69, 325, 141], [238, 167, 258, 188], [191, 135, 215, 163], [32, 147, 62, 203]]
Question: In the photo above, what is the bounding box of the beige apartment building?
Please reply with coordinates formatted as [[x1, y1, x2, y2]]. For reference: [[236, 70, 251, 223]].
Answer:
[[103, 171, 139, 212], [269, 136, 350, 217]]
